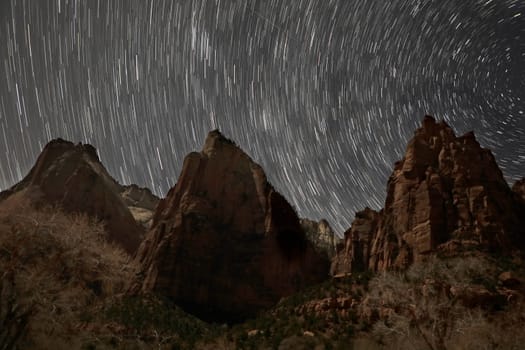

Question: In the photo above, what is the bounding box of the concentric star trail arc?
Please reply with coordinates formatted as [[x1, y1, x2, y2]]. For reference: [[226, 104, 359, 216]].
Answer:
[[0, 0, 523, 234]]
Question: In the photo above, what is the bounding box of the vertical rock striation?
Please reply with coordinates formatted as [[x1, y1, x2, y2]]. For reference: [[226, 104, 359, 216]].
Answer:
[[332, 116, 525, 274], [300, 218, 339, 259]]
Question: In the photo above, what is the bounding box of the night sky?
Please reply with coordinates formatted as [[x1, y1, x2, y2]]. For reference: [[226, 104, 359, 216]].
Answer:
[[0, 0, 523, 234]]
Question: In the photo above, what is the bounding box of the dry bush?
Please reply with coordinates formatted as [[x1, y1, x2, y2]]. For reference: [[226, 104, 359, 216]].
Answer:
[[0, 201, 135, 349], [363, 255, 525, 350], [0, 271, 32, 349]]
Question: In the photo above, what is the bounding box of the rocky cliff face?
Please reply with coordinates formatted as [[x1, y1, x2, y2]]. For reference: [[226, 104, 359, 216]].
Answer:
[[330, 207, 380, 275], [301, 218, 339, 259], [0, 139, 144, 254], [332, 116, 525, 274], [513, 179, 525, 202], [119, 184, 160, 229], [134, 130, 329, 323]]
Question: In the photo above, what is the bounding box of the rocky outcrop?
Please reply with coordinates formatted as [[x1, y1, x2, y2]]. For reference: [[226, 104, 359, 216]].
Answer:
[[120, 184, 159, 210], [332, 116, 525, 274], [513, 179, 525, 202], [300, 218, 339, 258], [119, 184, 160, 228], [134, 130, 329, 323], [0, 139, 143, 254], [330, 208, 380, 275]]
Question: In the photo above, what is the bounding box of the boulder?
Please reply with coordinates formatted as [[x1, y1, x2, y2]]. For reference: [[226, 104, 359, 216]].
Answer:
[[499, 271, 521, 289]]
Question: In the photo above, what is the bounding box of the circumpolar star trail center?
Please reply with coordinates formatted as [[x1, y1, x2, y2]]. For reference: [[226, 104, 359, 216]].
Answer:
[[0, 0, 523, 235]]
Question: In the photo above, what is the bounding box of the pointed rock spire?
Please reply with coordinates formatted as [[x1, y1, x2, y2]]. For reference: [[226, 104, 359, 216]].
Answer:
[[0, 139, 143, 254], [134, 130, 329, 323]]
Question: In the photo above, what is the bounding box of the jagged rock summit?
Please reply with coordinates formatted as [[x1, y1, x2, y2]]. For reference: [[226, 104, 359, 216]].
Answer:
[[0, 138, 144, 254], [513, 178, 525, 202], [134, 130, 329, 323], [332, 116, 525, 274], [120, 184, 160, 229]]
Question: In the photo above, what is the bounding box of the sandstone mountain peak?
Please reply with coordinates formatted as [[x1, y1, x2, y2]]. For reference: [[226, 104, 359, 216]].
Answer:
[[513, 178, 525, 202], [134, 130, 329, 323], [0, 139, 144, 254], [47, 137, 99, 159], [206, 128, 228, 140], [202, 129, 243, 158], [29, 138, 102, 176], [332, 116, 525, 274]]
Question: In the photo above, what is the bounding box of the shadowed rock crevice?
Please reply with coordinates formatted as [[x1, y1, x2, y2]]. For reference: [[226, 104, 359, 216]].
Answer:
[[0, 139, 144, 254], [276, 228, 307, 261]]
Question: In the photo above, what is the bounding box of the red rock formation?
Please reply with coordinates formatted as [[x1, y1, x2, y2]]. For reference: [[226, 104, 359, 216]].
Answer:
[[120, 184, 159, 211], [513, 179, 525, 202], [120, 184, 160, 229], [300, 218, 340, 259], [332, 116, 525, 274], [134, 130, 329, 323], [0, 139, 143, 254], [331, 207, 379, 275]]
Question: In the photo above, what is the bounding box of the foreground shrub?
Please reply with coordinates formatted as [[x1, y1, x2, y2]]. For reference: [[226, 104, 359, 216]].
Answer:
[[363, 255, 525, 350], [0, 201, 134, 349]]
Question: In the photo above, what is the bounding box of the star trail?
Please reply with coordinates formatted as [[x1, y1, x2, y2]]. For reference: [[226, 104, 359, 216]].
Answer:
[[0, 0, 523, 234]]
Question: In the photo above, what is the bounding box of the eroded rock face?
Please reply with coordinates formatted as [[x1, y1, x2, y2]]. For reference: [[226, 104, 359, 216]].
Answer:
[[301, 218, 339, 259], [134, 130, 329, 323], [333, 116, 525, 274], [513, 179, 525, 202], [119, 184, 160, 229], [0, 139, 143, 254], [120, 184, 159, 211], [330, 208, 379, 275]]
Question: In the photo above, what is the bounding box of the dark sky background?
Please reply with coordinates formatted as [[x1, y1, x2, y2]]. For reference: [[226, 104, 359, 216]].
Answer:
[[0, 0, 523, 234]]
